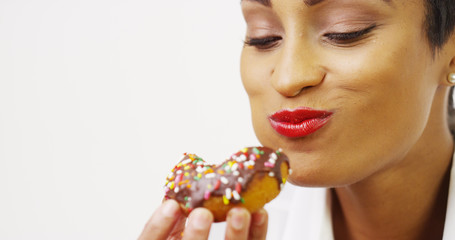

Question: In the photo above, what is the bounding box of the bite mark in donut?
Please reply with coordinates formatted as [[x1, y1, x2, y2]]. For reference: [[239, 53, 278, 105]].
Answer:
[[163, 146, 290, 222]]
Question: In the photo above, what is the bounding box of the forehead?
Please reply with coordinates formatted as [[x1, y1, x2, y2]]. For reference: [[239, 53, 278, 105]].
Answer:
[[241, 0, 391, 7]]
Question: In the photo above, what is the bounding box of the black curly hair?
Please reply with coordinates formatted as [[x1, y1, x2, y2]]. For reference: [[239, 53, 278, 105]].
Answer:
[[424, 0, 455, 51]]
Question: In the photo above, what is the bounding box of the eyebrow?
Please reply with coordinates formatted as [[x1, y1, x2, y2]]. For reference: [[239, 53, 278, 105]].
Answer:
[[242, 0, 271, 6], [241, 0, 390, 7]]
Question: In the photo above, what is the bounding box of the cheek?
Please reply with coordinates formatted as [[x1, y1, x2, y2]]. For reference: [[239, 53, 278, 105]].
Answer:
[[291, 46, 436, 186], [318, 40, 436, 177], [356, 43, 433, 129], [240, 49, 273, 97], [240, 48, 275, 120], [240, 49, 275, 140]]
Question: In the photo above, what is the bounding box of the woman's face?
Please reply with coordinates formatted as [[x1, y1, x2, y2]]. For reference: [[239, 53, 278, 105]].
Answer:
[[240, 0, 450, 186]]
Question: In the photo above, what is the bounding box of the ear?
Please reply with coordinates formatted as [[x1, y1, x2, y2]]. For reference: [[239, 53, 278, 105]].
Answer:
[[443, 34, 455, 86]]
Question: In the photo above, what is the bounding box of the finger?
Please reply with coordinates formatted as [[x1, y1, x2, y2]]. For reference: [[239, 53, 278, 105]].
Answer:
[[248, 209, 268, 240], [182, 208, 214, 240], [167, 212, 187, 239], [139, 200, 183, 240], [225, 208, 251, 240]]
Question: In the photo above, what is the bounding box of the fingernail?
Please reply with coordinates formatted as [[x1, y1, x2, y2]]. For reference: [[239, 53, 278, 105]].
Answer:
[[230, 208, 246, 230], [253, 209, 266, 226], [162, 200, 179, 218], [190, 209, 212, 230]]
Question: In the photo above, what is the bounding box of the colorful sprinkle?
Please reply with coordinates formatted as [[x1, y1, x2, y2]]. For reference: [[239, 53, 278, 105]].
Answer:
[[223, 195, 229, 205], [276, 148, 282, 155], [220, 176, 229, 184], [253, 148, 260, 154], [238, 162, 244, 169], [167, 172, 174, 179], [181, 158, 192, 165], [214, 179, 221, 190], [204, 168, 214, 174], [239, 154, 247, 161], [175, 174, 183, 183], [233, 190, 241, 200], [204, 190, 211, 200], [205, 173, 216, 178], [235, 182, 242, 193], [269, 153, 278, 160], [253, 147, 264, 155], [231, 163, 238, 171], [264, 162, 275, 168], [226, 188, 232, 200], [178, 180, 189, 186]]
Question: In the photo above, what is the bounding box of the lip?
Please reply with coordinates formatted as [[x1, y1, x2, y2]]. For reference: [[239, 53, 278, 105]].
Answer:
[[268, 107, 333, 138]]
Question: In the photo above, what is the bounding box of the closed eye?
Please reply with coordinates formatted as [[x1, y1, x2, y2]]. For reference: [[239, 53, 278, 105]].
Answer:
[[244, 36, 282, 50], [324, 24, 377, 45]]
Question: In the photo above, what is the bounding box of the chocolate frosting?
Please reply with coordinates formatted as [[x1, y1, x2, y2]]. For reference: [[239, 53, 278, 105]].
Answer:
[[163, 146, 290, 212]]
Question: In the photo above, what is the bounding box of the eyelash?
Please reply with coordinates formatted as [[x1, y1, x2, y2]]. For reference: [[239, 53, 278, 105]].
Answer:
[[243, 36, 282, 50], [244, 24, 377, 50], [324, 24, 377, 44]]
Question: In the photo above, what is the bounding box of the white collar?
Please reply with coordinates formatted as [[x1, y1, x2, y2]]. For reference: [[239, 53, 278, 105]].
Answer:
[[442, 150, 455, 239], [266, 184, 333, 240]]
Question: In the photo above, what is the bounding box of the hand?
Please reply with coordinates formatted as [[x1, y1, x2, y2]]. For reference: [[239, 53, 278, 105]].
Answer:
[[138, 200, 268, 240]]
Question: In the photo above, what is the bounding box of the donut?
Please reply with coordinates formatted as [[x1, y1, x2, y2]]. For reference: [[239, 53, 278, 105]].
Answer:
[[163, 146, 290, 222]]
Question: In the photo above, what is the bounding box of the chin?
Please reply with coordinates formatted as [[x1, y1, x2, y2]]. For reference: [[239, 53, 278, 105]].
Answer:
[[287, 170, 335, 188], [284, 154, 368, 188], [287, 170, 362, 188], [256, 130, 372, 188]]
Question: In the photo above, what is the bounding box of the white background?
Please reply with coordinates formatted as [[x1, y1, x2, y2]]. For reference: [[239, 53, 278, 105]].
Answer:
[[0, 0, 260, 239]]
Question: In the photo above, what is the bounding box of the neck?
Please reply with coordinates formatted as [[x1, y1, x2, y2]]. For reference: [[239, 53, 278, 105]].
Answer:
[[332, 100, 454, 240]]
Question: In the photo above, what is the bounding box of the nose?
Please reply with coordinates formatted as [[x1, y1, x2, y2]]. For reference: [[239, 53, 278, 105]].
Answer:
[[271, 39, 325, 97]]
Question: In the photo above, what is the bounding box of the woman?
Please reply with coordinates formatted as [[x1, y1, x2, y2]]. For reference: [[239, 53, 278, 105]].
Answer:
[[140, 0, 455, 239]]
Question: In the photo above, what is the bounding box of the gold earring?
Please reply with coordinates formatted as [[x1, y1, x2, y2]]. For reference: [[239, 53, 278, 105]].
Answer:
[[449, 73, 455, 85]]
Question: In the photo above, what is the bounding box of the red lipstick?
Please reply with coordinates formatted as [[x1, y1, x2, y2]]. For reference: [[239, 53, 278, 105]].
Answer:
[[268, 107, 333, 138]]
